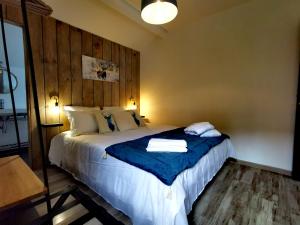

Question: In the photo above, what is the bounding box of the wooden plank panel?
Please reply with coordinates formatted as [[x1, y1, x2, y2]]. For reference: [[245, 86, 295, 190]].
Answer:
[[2, 4, 7, 20], [81, 31, 94, 106], [119, 46, 126, 107], [28, 12, 44, 169], [43, 17, 59, 151], [5, 5, 22, 25], [125, 48, 132, 107], [131, 51, 138, 107], [111, 43, 120, 106], [136, 52, 140, 112], [70, 27, 82, 106], [92, 35, 104, 107], [103, 39, 112, 107], [57, 21, 71, 132], [3, 12, 140, 168]]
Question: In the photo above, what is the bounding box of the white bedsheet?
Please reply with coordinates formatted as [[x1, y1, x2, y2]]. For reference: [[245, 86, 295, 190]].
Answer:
[[49, 124, 235, 225]]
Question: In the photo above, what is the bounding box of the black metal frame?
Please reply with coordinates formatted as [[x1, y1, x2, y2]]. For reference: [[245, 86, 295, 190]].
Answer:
[[292, 64, 300, 181], [1, 185, 124, 225], [0, 4, 21, 150], [0, 0, 51, 221], [20, 0, 52, 214]]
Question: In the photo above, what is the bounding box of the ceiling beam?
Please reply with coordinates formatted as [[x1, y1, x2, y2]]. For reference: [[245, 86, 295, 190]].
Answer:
[[99, 0, 168, 38]]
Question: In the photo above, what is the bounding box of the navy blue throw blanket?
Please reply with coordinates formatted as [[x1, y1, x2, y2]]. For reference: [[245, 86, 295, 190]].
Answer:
[[106, 128, 229, 185]]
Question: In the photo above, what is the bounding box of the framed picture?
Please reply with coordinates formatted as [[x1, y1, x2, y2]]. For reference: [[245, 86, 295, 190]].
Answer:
[[82, 55, 119, 82]]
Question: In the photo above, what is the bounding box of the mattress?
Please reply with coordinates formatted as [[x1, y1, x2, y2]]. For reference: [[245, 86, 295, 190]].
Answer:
[[49, 124, 235, 225]]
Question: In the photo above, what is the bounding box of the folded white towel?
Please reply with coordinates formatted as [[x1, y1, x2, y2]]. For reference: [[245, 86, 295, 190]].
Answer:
[[146, 146, 188, 152], [184, 122, 214, 135], [200, 129, 221, 137], [148, 138, 187, 148]]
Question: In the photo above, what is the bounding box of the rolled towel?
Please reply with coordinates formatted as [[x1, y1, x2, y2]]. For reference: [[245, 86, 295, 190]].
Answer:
[[184, 122, 214, 135], [200, 129, 221, 137], [146, 146, 188, 153], [148, 138, 187, 148]]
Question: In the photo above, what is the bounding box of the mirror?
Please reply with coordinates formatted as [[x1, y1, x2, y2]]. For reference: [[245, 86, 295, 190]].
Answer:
[[0, 66, 19, 94]]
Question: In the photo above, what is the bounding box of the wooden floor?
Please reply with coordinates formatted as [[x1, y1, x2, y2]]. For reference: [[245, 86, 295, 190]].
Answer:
[[189, 162, 300, 225], [1, 161, 300, 225]]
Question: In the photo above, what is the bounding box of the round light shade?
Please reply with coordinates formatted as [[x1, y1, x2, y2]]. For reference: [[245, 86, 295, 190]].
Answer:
[[141, 0, 178, 25]]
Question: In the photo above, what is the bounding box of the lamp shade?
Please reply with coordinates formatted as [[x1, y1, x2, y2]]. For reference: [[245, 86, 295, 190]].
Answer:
[[141, 0, 178, 25]]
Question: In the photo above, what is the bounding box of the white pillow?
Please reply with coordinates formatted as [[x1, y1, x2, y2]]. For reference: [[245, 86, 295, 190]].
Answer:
[[112, 111, 138, 132], [184, 122, 214, 135], [101, 110, 118, 132], [94, 112, 112, 134], [64, 106, 100, 112], [66, 111, 98, 136], [200, 129, 221, 137], [102, 106, 126, 112], [127, 110, 145, 127]]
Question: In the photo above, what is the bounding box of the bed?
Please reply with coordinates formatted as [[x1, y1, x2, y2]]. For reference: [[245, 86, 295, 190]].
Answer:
[[49, 123, 235, 225]]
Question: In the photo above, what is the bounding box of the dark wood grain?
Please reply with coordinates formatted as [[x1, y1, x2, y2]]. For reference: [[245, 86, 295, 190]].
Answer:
[[125, 48, 132, 107], [81, 31, 94, 107], [112, 43, 120, 106], [43, 17, 59, 153], [119, 46, 126, 108], [2, 3, 7, 20], [5, 5, 22, 25], [57, 21, 71, 132], [136, 52, 140, 112], [188, 162, 300, 225], [103, 39, 112, 107], [27, 12, 45, 169], [131, 51, 138, 108], [70, 27, 82, 106], [92, 35, 104, 107]]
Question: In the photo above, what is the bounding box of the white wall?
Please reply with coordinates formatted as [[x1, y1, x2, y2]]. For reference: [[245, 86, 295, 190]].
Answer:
[[0, 22, 26, 109], [141, 0, 300, 171], [42, 0, 157, 52]]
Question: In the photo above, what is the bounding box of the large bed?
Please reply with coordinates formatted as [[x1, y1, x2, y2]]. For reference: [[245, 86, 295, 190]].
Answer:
[[49, 123, 235, 225]]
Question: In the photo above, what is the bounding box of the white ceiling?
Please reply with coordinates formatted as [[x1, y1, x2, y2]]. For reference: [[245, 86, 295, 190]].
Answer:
[[125, 0, 252, 31]]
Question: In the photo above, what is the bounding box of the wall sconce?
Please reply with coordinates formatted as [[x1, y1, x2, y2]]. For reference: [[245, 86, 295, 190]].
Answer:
[[127, 96, 137, 110], [50, 95, 60, 115], [51, 96, 59, 107]]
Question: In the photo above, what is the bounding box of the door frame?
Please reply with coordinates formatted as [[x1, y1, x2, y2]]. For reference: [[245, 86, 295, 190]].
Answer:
[[292, 63, 300, 181]]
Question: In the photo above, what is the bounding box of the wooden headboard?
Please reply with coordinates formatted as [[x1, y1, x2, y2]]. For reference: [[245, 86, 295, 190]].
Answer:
[[2, 5, 140, 168]]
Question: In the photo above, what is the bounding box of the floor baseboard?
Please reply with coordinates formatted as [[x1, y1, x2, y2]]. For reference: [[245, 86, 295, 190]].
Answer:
[[228, 158, 292, 177]]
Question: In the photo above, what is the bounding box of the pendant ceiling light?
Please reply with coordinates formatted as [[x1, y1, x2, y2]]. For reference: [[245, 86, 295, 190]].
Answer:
[[141, 0, 178, 25]]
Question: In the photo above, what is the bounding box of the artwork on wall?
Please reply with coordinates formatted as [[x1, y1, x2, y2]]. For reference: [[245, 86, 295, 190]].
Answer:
[[82, 55, 119, 82]]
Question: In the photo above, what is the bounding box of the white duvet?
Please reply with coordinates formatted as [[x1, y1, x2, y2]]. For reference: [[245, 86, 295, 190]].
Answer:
[[49, 124, 235, 225]]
